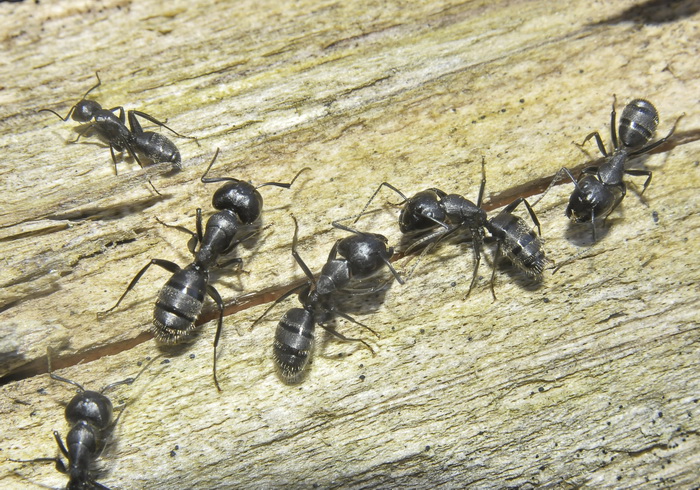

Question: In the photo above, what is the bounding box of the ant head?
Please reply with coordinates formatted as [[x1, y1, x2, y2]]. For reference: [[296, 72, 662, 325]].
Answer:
[[565, 200, 590, 223], [619, 99, 659, 149], [337, 232, 392, 279], [64, 390, 114, 431], [399, 189, 447, 234], [212, 181, 263, 224], [71, 99, 102, 123], [565, 176, 622, 224], [297, 284, 315, 306], [565, 180, 595, 223]]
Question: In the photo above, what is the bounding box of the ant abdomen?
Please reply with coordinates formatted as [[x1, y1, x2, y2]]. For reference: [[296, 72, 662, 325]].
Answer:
[[488, 212, 545, 277], [619, 99, 659, 149], [153, 265, 207, 342], [273, 307, 315, 383], [131, 131, 181, 169]]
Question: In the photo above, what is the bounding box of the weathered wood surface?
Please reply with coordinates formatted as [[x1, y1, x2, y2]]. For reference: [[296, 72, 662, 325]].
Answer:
[[1, 0, 699, 488]]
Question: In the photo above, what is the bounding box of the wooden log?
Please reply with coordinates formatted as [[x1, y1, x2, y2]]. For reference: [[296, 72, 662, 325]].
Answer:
[[1, 0, 698, 487]]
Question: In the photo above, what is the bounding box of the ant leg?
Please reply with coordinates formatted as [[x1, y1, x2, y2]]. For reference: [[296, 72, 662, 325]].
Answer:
[[53, 431, 70, 460], [580, 166, 598, 176], [475, 156, 487, 208], [108, 106, 126, 124], [249, 283, 308, 332], [106, 132, 144, 171], [502, 198, 541, 236], [581, 131, 608, 157], [488, 241, 502, 302], [256, 167, 310, 190], [129, 110, 197, 140], [72, 123, 96, 143], [464, 233, 483, 299], [154, 216, 197, 239], [610, 94, 618, 150], [331, 309, 379, 338], [101, 259, 182, 314], [124, 141, 145, 169], [207, 284, 226, 392], [381, 256, 405, 285], [155, 209, 203, 254], [402, 225, 464, 282], [108, 144, 122, 175], [319, 323, 376, 354], [625, 169, 652, 195], [191, 208, 204, 244], [90, 479, 111, 490], [217, 256, 243, 269], [9, 456, 67, 473], [291, 217, 316, 282], [590, 208, 598, 243], [322, 239, 341, 264], [629, 113, 685, 157], [531, 166, 579, 208]]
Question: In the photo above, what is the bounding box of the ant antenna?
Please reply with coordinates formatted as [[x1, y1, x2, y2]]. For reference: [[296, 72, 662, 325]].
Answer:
[[39, 72, 102, 121], [201, 149, 310, 189]]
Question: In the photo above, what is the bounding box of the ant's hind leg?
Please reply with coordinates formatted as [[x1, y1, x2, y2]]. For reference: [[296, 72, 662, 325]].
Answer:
[[129, 110, 197, 141]]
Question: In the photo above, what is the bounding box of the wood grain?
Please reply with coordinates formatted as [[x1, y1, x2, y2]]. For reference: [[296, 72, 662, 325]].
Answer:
[[1, 0, 698, 488]]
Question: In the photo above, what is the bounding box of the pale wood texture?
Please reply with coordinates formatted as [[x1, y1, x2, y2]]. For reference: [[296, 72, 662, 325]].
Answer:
[[1, 0, 699, 488]]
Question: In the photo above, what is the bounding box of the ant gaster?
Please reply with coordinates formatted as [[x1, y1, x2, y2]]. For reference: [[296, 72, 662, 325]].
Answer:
[[10, 348, 155, 490], [351, 157, 546, 299], [252, 218, 404, 383], [548, 96, 682, 241], [40, 72, 195, 173], [102, 150, 306, 391]]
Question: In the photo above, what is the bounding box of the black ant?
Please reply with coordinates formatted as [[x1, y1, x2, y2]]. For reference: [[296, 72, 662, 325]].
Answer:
[[251, 217, 404, 383], [349, 157, 546, 299], [9, 348, 156, 490], [102, 150, 307, 391], [39, 72, 195, 173], [545, 96, 683, 241]]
